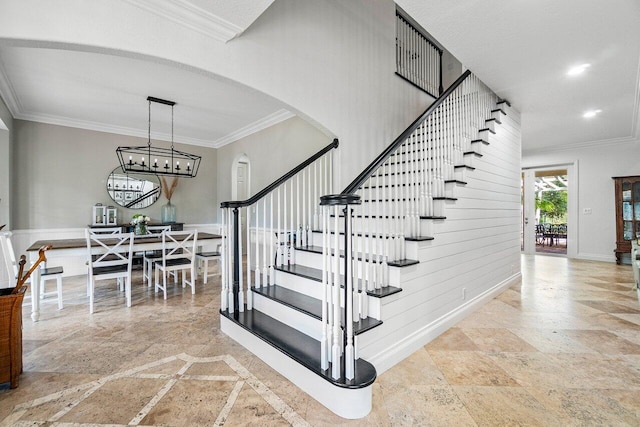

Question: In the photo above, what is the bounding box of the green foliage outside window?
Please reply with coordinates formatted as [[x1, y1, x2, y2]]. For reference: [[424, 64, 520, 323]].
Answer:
[[535, 190, 567, 223]]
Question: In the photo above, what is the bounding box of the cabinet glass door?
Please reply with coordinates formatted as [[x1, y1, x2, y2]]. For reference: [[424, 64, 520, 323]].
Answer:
[[621, 181, 640, 240]]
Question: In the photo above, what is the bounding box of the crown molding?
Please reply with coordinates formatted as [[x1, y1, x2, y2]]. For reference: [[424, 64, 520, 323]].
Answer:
[[523, 134, 638, 156], [212, 109, 295, 148], [122, 0, 244, 43], [13, 108, 295, 150], [14, 110, 217, 148], [0, 55, 22, 117]]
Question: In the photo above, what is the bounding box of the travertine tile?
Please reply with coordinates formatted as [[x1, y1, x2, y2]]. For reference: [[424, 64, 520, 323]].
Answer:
[[454, 386, 560, 426], [462, 328, 537, 353], [381, 384, 476, 426], [527, 387, 639, 425], [3, 255, 640, 426], [429, 351, 519, 386], [424, 327, 479, 351], [560, 329, 640, 355], [509, 328, 598, 354]]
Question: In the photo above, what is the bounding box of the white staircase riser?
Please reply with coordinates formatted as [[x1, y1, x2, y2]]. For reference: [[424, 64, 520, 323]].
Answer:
[[293, 249, 402, 287], [311, 219, 434, 249], [253, 292, 323, 340]]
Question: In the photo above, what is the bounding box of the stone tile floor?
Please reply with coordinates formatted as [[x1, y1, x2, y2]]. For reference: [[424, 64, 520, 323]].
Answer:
[[1, 254, 639, 426]]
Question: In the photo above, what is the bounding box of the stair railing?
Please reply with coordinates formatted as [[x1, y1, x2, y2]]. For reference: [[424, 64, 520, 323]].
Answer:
[[320, 69, 500, 380], [220, 139, 338, 315]]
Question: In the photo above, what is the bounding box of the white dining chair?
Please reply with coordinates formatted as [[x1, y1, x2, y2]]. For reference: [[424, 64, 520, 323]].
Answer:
[[195, 245, 221, 284], [1, 232, 64, 310], [85, 230, 134, 314], [143, 225, 172, 287], [89, 227, 122, 235], [154, 230, 198, 299]]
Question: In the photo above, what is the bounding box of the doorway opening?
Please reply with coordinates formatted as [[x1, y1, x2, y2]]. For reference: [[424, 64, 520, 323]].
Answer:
[[522, 165, 574, 257], [231, 154, 250, 255], [534, 170, 568, 255]]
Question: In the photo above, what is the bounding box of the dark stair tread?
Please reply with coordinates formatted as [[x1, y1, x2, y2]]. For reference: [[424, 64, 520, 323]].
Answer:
[[471, 138, 490, 145], [485, 117, 502, 125], [362, 180, 465, 189], [275, 264, 403, 298], [294, 246, 419, 268], [387, 259, 419, 267], [463, 151, 483, 157], [312, 230, 435, 241], [454, 165, 476, 170], [363, 197, 457, 202], [330, 214, 450, 221], [220, 308, 376, 389], [252, 284, 382, 335], [478, 127, 496, 134], [405, 236, 435, 242], [366, 286, 403, 298]]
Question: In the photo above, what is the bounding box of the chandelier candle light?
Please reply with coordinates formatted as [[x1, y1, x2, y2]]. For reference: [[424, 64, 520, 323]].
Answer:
[[116, 96, 201, 178]]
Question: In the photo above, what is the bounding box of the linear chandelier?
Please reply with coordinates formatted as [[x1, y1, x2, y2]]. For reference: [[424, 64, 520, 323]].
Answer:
[[116, 96, 201, 178]]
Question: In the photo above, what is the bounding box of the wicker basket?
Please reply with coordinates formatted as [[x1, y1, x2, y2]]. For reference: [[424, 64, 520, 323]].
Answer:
[[0, 286, 26, 388]]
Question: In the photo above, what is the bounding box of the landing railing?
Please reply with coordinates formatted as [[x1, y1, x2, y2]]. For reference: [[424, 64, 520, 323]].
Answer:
[[396, 9, 443, 97], [321, 70, 500, 379], [220, 139, 338, 314]]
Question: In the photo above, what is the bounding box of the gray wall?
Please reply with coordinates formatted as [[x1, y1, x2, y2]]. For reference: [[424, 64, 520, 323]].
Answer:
[[216, 116, 331, 205], [0, 95, 12, 229], [11, 120, 218, 229]]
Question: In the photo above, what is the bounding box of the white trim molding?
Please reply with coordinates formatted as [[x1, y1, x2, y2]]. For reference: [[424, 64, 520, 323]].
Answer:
[[122, 0, 244, 43], [213, 109, 295, 148]]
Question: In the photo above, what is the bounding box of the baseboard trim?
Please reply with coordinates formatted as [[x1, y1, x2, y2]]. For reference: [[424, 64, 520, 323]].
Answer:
[[367, 272, 522, 375], [574, 252, 616, 263]]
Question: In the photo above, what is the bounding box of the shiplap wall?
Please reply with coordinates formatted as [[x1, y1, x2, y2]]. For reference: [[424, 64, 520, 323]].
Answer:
[[360, 106, 522, 373]]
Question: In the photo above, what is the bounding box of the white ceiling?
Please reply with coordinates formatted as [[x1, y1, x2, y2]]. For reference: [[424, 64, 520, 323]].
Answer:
[[0, 1, 638, 154], [398, 0, 640, 154]]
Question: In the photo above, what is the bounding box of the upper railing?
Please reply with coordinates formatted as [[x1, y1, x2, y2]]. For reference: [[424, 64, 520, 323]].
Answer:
[[395, 9, 443, 98]]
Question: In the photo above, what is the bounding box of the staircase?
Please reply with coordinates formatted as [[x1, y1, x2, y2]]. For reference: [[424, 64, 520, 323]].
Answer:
[[219, 70, 519, 419]]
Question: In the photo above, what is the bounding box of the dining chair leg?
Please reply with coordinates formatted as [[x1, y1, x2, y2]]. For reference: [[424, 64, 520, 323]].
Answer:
[[147, 260, 153, 287], [56, 276, 63, 310], [126, 276, 131, 308], [191, 265, 196, 294], [89, 277, 95, 314], [162, 269, 167, 300]]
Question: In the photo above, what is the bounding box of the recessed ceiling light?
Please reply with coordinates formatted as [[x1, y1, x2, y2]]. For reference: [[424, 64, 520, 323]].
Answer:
[[567, 63, 591, 76], [583, 109, 602, 118]]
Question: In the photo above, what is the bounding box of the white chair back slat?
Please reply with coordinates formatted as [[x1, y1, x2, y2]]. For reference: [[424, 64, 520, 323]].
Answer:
[[89, 227, 122, 235]]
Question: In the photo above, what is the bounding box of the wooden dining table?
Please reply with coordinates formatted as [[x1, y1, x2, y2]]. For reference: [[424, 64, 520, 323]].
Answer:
[[26, 231, 222, 321]]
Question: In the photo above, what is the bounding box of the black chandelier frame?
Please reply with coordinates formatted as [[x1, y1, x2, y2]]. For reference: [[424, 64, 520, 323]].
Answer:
[[116, 96, 201, 178]]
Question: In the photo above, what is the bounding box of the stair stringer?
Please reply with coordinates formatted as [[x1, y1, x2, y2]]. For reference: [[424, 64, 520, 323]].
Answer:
[[352, 104, 523, 373]]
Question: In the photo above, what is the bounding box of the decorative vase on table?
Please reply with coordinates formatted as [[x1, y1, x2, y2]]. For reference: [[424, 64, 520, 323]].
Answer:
[[134, 222, 148, 236], [161, 200, 177, 224], [131, 214, 151, 235]]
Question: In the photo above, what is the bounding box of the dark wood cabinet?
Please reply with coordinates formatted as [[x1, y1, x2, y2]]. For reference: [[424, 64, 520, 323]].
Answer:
[[612, 176, 640, 264]]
